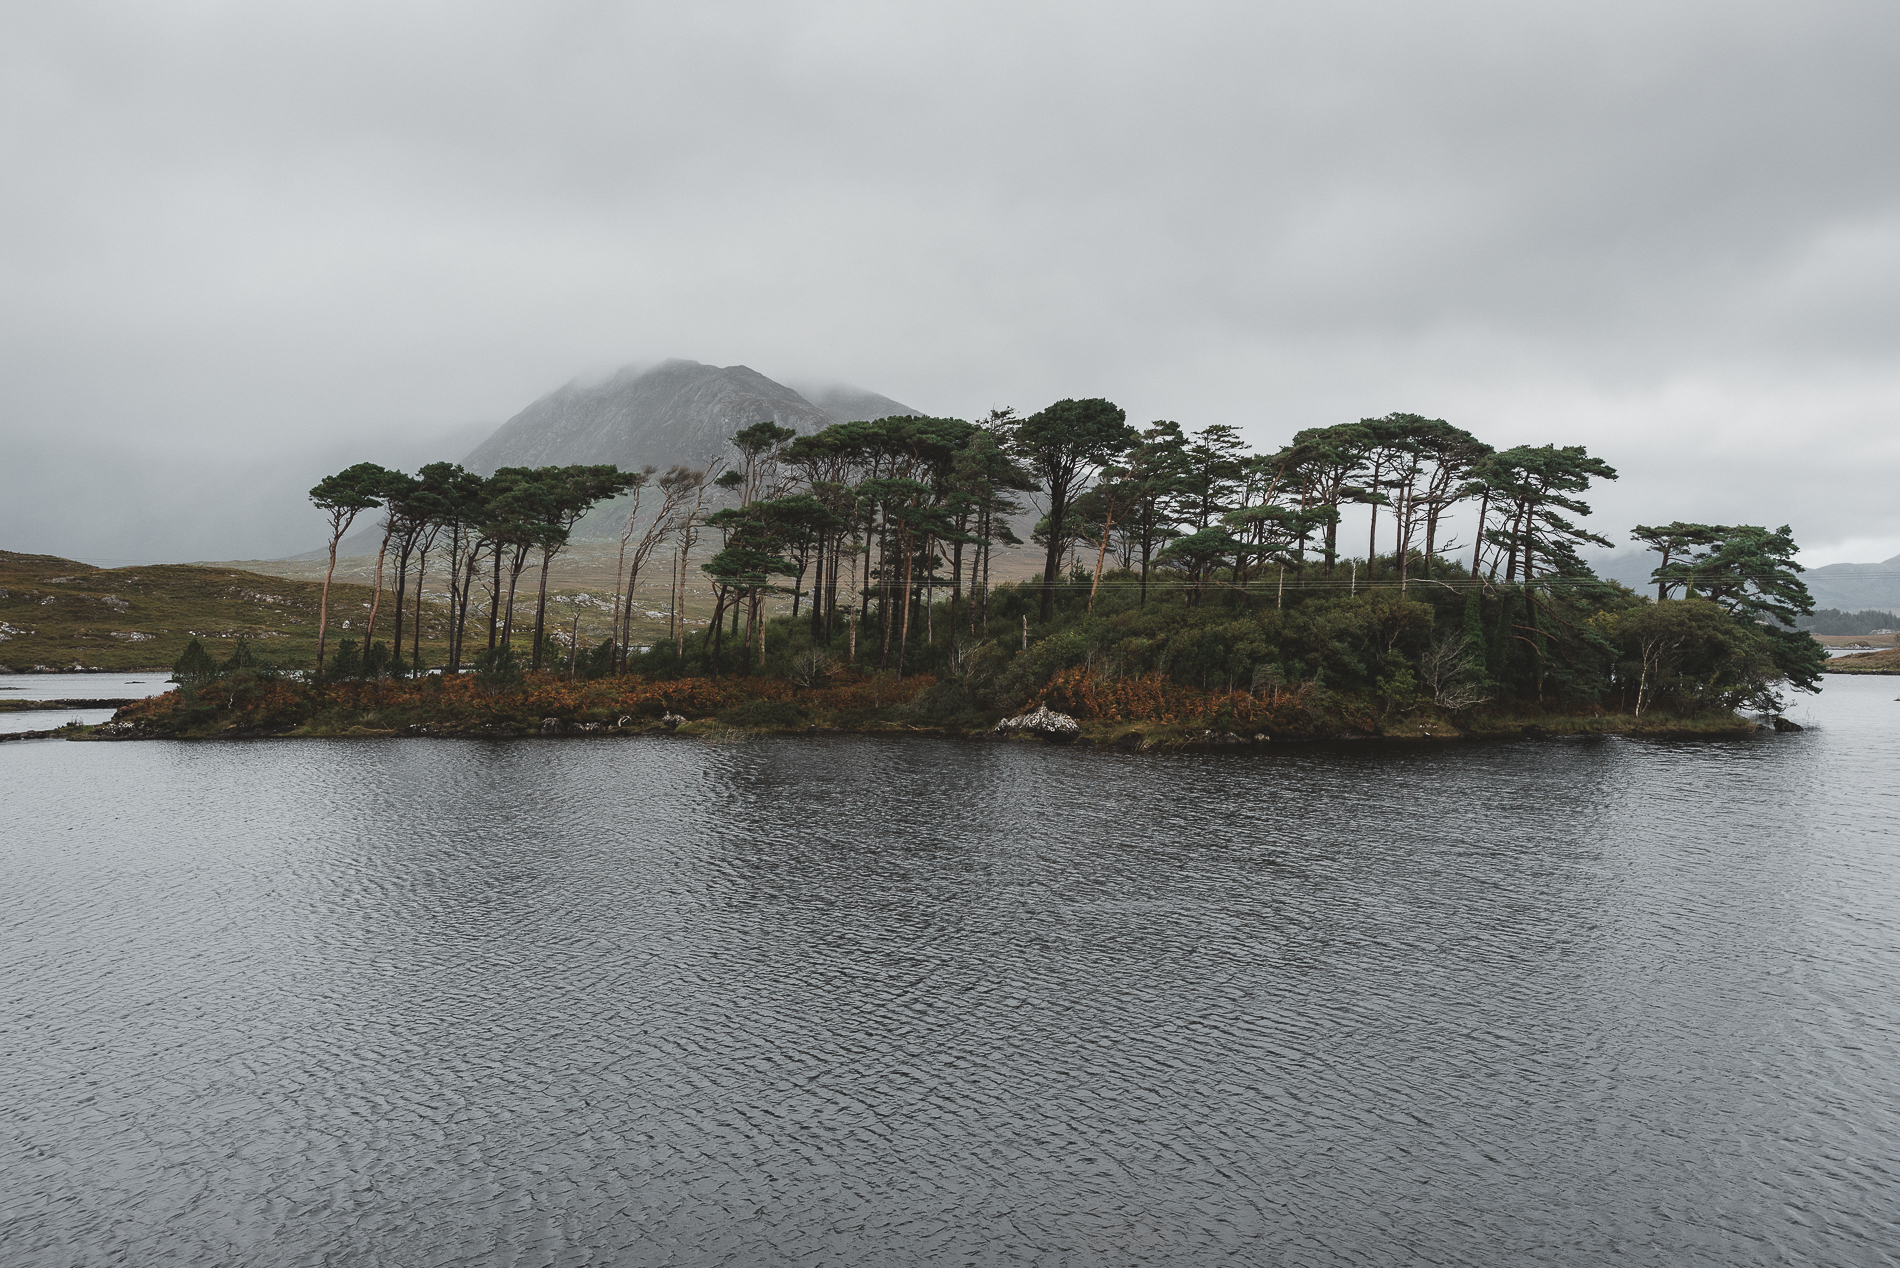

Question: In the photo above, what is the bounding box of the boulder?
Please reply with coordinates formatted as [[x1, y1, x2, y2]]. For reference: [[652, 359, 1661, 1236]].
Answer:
[[995, 704, 1080, 739], [540, 717, 565, 734], [1771, 716, 1805, 732], [660, 712, 687, 730]]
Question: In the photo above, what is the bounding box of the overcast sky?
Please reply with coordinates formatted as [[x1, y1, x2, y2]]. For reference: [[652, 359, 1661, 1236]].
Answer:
[[4, 0, 1897, 565]]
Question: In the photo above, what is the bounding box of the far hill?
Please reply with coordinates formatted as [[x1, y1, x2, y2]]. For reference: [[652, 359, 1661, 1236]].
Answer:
[[0, 550, 448, 673], [1590, 547, 1900, 613], [1798, 553, 1900, 613], [462, 359, 924, 475]]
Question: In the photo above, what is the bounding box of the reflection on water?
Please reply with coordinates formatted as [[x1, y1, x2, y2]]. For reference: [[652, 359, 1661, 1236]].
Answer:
[[4, 679, 1898, 1266]]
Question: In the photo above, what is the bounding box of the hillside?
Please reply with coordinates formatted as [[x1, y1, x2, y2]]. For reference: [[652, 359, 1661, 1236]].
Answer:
[[1822, 647, 1900, 675], [0, 550, 450, 673], [463, 360, 923, 476], [1799, 553, 1900, 613]]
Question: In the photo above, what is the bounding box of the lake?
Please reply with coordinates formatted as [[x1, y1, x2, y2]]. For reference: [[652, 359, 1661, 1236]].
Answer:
[[0, 672, 174, 734], [3, 678, 1897, 1265]]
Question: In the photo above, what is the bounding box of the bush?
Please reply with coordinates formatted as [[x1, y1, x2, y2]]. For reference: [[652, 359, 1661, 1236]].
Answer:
[[472, 645, 523, 690]]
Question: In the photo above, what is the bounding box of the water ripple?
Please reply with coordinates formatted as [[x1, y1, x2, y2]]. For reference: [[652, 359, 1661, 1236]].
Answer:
[[3, 679, 1899, 1265]]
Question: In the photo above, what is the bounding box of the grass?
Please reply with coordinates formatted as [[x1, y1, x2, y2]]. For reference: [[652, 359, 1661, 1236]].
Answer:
[[1821, 647, 1900, 675], [0, 549, 454, 673]]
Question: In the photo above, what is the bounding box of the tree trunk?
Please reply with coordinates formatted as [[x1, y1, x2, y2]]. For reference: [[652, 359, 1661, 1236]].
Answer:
[[1139, 505, 1153, 608], [531, 546, 554, 669], [809, 531, 825, 640], [1039, 483, 1068, 621], [410, 540, 428, 672], [316, 527, 345, 673], [391, 538, 416, 674], [488, 549, 502, 651], [1088, 503, 1116, 614], [879, 513, 897, 669], [708, 590, 726, 680], [950, 531, 963, 634], [895, 522, 916, 677], [363, 528, 392, 670], [978, 505, 991, 629], [500, 548, 526, 649], [611, 534, 629, 665]]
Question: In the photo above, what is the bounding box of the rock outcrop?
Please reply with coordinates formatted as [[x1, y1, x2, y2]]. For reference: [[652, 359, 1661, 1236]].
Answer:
[[995, 705, 1079, 739]]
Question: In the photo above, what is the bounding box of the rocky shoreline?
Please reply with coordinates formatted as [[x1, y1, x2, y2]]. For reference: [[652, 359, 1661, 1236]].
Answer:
[[57, 704, 1781, 749]]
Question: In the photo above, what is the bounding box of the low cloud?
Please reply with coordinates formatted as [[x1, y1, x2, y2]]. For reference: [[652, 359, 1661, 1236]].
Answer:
[[3, 0, 1895, 563]]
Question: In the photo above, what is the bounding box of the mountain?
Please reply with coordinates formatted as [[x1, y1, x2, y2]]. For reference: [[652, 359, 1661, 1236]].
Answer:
[[1585, 549, 1657, 594], [291, 361, 927, 559], [1800, 554, 1900, 613], [463, 360, 922, 475], [793, 382, 921, 430]]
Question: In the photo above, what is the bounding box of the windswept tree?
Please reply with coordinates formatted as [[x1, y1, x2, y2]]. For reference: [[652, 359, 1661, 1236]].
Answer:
[[1632, 521, 1824, 694], [1408, 422, 1491, 583], [1113, 421, 1190, 606], [396, 461, 465, 673], [699, 525, 796, 679], [730, 421, 798, 503], [358, 467, 422, 668], [436, 466, 495, 671], [1475, 445, 1618, 583], [1471, 444, 1618, 693], [308, 462, 388, 673], [1014, 397, 1132, 620], [1157, 525, 1247, 607], [1630, 522, 1728, 601], [1281, 423, 1371, 578], [524, 464, 642, 669], [482, 467, 544, 653], [951, 424, 1036, 629], [612, 465, 705, 671]]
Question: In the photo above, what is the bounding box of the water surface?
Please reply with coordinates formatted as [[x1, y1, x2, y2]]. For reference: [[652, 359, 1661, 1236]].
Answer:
[[4, 679, 1897, 1265]]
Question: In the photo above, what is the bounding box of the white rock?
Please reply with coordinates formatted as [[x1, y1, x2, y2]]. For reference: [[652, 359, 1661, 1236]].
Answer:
[[995, 704, 1080, 736]]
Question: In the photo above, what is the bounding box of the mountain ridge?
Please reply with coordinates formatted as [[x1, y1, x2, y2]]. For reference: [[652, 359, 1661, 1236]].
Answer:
[[463, 359, 923, 476]]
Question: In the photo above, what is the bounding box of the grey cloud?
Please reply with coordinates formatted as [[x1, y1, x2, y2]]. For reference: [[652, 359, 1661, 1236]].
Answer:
[[3, 0, 1897, 564]]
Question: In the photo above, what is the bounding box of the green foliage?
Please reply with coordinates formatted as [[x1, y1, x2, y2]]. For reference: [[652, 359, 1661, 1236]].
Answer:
[[1630, 522, 1821, 693], [579, 637, 618, 680], [285, 392, 1826, 728], [1608, 597, 1795, 712], [328, 638, 362, 680], [472, 645, 522, 689], [170, 638, 219, 693]]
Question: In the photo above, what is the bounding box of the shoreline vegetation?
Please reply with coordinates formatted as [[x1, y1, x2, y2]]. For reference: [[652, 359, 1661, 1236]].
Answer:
[[22, 400, 1840, 745], [77, 665, 1763, 745], [1821, 647, 1900, 675]]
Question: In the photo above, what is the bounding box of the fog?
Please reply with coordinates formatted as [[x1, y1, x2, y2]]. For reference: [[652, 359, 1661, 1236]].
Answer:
[[3, 1, 1896, 565]]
